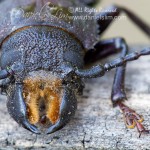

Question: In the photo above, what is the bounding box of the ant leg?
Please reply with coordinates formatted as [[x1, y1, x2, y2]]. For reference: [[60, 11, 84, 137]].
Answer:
[[97, 5, 150, 37]]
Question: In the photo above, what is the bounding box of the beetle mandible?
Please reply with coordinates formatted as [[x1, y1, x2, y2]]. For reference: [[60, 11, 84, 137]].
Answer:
[[0, 0, 149, 135]]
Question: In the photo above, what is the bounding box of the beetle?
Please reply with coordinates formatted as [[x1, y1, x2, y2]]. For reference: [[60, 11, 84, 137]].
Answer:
[[0, 0, 149, 135]]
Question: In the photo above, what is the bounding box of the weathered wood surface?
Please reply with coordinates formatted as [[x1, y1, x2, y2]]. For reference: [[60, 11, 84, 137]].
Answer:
[[0, 46, 150, 150]]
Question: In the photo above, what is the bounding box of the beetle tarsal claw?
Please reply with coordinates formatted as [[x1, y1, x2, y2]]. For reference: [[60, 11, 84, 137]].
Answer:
[[125, 117, 136, 129], [118, 102, 149, 134]]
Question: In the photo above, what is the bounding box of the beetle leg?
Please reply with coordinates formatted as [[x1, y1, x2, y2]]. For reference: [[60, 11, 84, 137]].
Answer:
[[109, 38, 128, 105], [7, 83, 40, 134], [83, 38, 150, 134], [96, 5, 150, 37], [85, 37, 128, 64], [85, 38, 128, 104], [46, 87, 77, 134], [77, 47, 150, 79], [107, 39, 150, 133]]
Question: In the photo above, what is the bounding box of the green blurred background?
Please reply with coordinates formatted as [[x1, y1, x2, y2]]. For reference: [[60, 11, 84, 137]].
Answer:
[[96, 0, 150, 44]]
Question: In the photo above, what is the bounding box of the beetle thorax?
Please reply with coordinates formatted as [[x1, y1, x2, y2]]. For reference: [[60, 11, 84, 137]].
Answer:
[[1, 25, 84, 73]]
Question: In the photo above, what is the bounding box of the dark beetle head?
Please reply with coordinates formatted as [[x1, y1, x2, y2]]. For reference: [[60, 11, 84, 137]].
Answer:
[[7, 69, 81, 134], [0, 24, 85, 134]]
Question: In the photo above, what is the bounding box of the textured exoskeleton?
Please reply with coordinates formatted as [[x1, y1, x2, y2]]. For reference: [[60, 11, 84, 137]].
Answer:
[[0, 0, 149, 135]]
